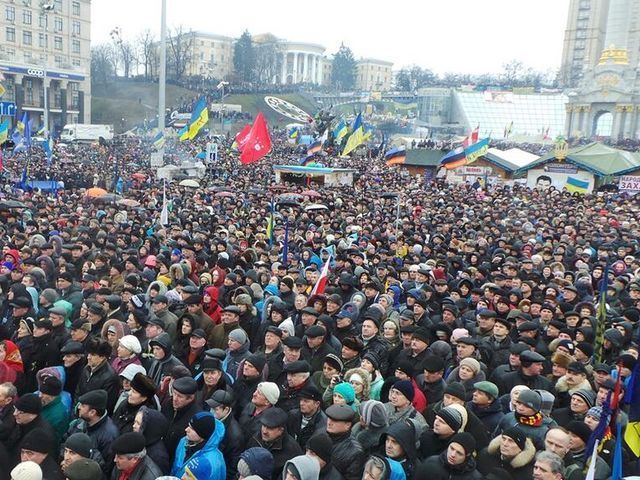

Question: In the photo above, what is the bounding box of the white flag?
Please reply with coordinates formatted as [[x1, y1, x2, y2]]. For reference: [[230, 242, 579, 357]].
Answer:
[[584, 439, 600, 480], [160, 181, 169, 226]]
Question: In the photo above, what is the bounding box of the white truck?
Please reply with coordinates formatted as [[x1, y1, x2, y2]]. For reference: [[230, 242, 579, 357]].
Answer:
[[60, 124, 114, 143]]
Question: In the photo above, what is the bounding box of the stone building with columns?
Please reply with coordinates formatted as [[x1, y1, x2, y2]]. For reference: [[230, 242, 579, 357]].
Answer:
[[356, 58, 394, 91], [0, 0, 91, 134], [564, 0, 640, 140]]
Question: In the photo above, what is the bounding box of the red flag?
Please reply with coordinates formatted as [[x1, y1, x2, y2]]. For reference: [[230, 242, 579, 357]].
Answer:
[[470, 125, 479, 144], [0, 150, 3, 172], [235, 124, 251, 152], [240, 113, 272, 165], [311, 256, 331, 296]]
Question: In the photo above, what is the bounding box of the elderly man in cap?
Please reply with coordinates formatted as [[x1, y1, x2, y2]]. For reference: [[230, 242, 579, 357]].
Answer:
[[359, 311, 390, 376], [207, 390, 244, 480], [233, 353, 267, 413], [151, 294, 178, 342], [295, 306, 321, 338], [11, 393, 55, 465], [69, 318, 92, 348], [239, 380, 280, 438], [419, 431, 481, 480], [74, 337, 119, 413], [63, 458, 103, 480], [110, 432, 163, 480], [113, 372, 157, 433], [184, 294, 216, 343], [60, 341, 86, 397], [278, 360, 312, 412], [18, 428, 62, 479], [209, 305, 242, 350], [324, 404, 363, 480], [60, 432, 98, 472], [302, 325, 337, 374], [46, 305, 70, 348], [286, 384, 327, 450], [468, 381, 503, 433], [64, 390, 118, 467], [246, 407, 303, 480], [551, 388, 595, 428], [554, 361, 593, 409], [24, 318, 60, 392], [498, 349, 553, 396], [161, 376, 202, 461]]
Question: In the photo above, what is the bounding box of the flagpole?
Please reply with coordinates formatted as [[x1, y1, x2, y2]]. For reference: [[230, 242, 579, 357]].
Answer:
[[158, 0, 167, 166]]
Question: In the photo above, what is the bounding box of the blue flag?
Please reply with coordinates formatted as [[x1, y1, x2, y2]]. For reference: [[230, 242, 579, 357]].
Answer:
[[282, 218, 289, 267]]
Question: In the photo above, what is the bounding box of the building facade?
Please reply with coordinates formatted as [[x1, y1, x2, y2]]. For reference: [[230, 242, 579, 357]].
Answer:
[[0, 0, 91, 133], [183, 31, 234, 80], [356, 58, 393, 91], [559, 0, 611, 87], [277, 40, 325, 85]]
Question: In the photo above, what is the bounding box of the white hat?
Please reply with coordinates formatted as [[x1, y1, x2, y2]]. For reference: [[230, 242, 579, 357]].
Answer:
[[120, 363, 146, 381], [11, 462, 42, 480], [119, 335, 142, 354], [257, 382, 280, 405]]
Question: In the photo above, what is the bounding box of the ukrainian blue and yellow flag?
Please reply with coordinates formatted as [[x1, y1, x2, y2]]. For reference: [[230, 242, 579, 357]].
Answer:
[[342, 113, 365, 156], [178, 97, 209, 141], [333, 118, 348, 143], [288, 127, 299, 144], [0, 119, 9, 144], [152, 130, 165, 150], [564, 176, 589, 194]]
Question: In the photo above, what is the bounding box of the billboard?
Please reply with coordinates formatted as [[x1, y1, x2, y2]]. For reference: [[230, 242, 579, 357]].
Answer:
[[526, 168, 594, 193]]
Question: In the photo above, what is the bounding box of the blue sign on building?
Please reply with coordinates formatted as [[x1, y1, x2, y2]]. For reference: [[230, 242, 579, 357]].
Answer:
[[0, 102, 16, 117]]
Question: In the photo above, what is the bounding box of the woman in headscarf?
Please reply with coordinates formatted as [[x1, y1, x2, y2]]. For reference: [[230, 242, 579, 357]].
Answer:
[[133, 406, 171, 474], [100, 318, 130, 363], [203, 285, 222, 325], [0, 339, 23, 385]]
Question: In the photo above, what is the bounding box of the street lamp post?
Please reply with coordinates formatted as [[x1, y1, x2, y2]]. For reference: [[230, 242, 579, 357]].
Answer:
[[41, 2, 54, 135], [217, 81, 229, 134]]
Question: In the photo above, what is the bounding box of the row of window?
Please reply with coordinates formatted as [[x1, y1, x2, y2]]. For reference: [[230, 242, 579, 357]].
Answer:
[[5, 27, 81, 52], [3, 76, 81, 108], [6, 1, 81, 16], [5, 8, 81, 34], [1, 47, 83, 68]]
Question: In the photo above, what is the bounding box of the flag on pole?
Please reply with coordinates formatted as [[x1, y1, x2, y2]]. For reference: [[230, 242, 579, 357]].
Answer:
[[178, 97, 209, 141], [240, 112, 272, 165], [584, 439, 600, 480], [594, 265, 609, 363], [233, 124, 252, 152], [611, 422, 623, 480], [311, 256, 331, 296], [152, 130, 165, 150], [342, 113, 366, 156], [42, 137, 53, 166], [624, 329, 640, 456], [307, 139, 322, 155], [160, 180, 169, 226], [332, 118, 348, 142], [0, 149, 4, 172], [266, 197, 275, 247], [281, 218, 289, 267], [439, 138, 490, 170]]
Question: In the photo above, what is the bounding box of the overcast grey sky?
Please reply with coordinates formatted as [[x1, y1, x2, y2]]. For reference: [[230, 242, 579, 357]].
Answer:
[[91, 0, 570, 75]]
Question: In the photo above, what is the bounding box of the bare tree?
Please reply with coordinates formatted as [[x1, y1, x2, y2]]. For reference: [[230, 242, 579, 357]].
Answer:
[[91, 44, 116, 85], [167, 26, 194, 81], [137, 29, 157, 80], [254, 34, 282, 84]]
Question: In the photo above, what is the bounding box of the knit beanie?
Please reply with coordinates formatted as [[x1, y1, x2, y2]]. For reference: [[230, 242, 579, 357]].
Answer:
[[235, 293, 253, 306], [566, 420, 592, 446], [444, 382, 466, 402], [437, 406, 464, 433], [572, 389, 596, 408], [10, 462, 42, 480], [392, 380, 415, 402], [307, 433, 333, 463], [15, 393, 42, 414], [256, 382, 280, 406], [503, 426, 527, 451], [64, 433, 93, 458], [517, 389, 542, 413], [587, 406, 603, 421], [334, 382, 356, 405], [228, 329, 248, 345], [449, 432, 476, 456], [359, 400, 388, 428], [245, 354, 266, 372], [40, 288, 59, 304], [459, 357, 481, 375], [189, 412, 216, 440]]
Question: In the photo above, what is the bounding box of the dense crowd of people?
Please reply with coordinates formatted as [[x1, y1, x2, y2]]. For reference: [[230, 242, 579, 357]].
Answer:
[[0, 122, 638, 480]]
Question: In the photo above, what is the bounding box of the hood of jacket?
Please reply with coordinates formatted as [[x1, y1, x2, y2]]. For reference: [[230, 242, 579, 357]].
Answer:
[[284, 455, 320, 480], [141, 408, 169, 445], [382, 420, 417, 461], [149, 332, 172, 357], [240, 446, 275, 480]]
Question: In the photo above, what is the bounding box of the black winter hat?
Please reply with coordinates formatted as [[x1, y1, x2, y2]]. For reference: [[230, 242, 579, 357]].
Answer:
[[130, 373, 156, 399], [444, 382, 466, 401], [567, 420, 592, 446], [21, 428, 53, 453], [64, 433, 93, 458], [189, 412, 217, 440], [245, 353, 267, 372], [15, 393, 42, 414], [78, 390, 108, 411], [112, 432, 146, 454], [502, 426, 527, 451], [449, 432, 476, 456], [307, 433, 333, 463], [39, 375, 62, 396]]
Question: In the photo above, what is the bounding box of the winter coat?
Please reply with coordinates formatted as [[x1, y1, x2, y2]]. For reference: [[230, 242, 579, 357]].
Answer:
[[328, 432, 365, 480], [476, 435, 537, 480], [246, 432, 303, 480], [139, 409, 171, 475], [497, 369, 553, 396], [224, 342, 251, 379], [419, 452, 483, 480], [466, 400, 504, 433], [74, 360, 120, 414], [495, 411, 557, 449], [553, 376, 593, 409], [351, 423, 387, 455], [25, 332, 60, 391], [383, 403, 427, 431], [41, 395, 70, 445], [219, 414, 244, 480], [287, 407, 327, 449], [63, 414, 119, 468], [209, 320, 241, 350], [171, 417, 226, 480], [110, 455, 163, 480], [147, 333, 185, 385], [162, 398, 203, 462]]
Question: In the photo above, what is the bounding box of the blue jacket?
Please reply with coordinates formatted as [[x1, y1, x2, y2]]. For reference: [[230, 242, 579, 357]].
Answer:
[[171, 416, 226, 480]]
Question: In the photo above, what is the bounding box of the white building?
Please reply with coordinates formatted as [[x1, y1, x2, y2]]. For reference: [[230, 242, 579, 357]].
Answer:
[[278, 40, 325, 85]]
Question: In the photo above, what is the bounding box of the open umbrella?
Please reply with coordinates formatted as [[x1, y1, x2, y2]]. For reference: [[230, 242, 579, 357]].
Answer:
[[278, 192, 303, 200], [86, 187, 108, 198], [91, 194, 122, 203], [277, 200, 301, 208], [215, 191, 235, 198], [117, 198, 141, 208], [305, 203, 328, 211], [131, 173, 146, 181], [0, 200, 27, 210], [179, 179, 200, 188], [301, 189, 321, 198]]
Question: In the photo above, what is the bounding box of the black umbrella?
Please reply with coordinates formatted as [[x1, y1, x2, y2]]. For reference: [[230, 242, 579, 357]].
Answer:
[[0, 200, 27, 209]]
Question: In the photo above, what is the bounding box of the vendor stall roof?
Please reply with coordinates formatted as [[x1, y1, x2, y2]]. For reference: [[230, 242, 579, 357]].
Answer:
[[273, 165, 357, 177], [514, 142, 640, 176]]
